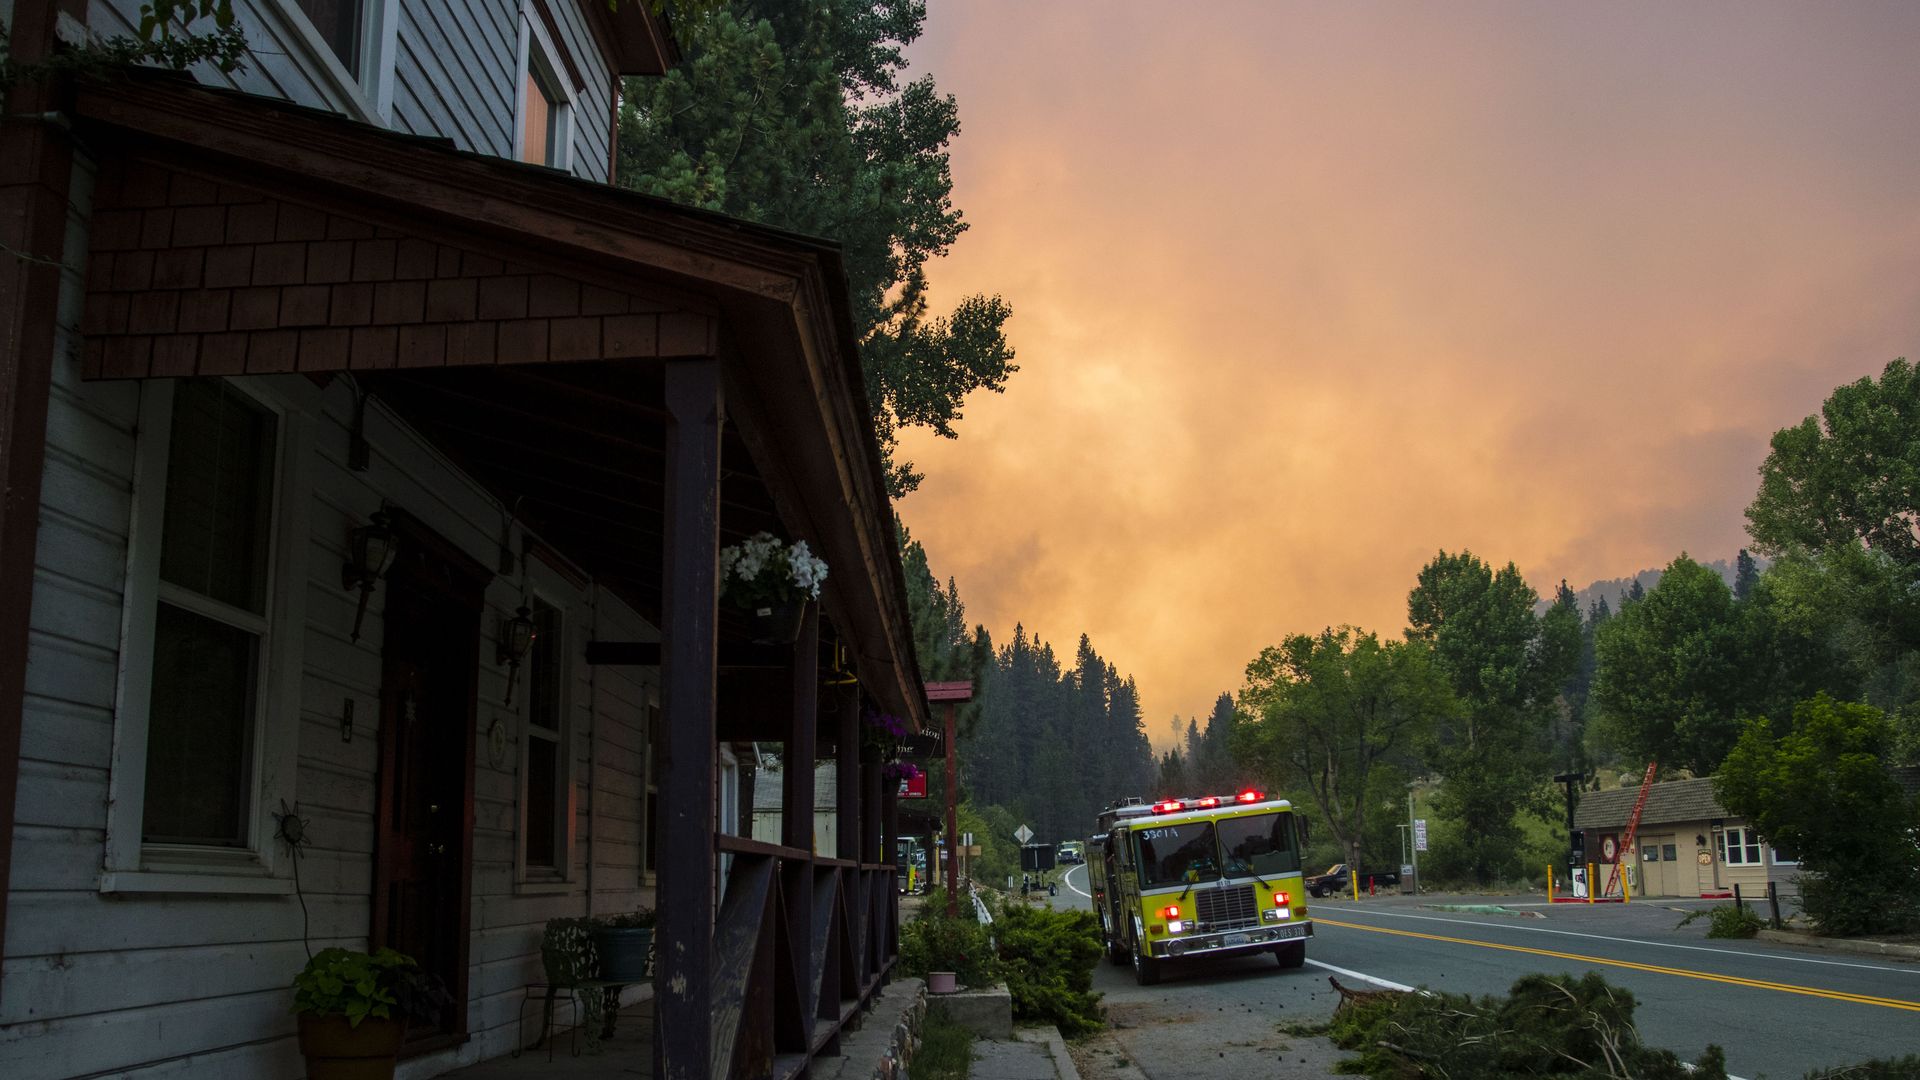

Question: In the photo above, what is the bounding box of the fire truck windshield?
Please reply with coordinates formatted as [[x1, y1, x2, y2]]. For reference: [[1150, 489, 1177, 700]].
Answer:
[[1216, 812, 1300, 877], [1136, 822, 1220, 889]]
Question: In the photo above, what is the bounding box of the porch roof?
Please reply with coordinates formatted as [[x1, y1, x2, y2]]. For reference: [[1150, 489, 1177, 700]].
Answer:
[[69, 72, 927, 730], [1574, 778, 1726, 831]]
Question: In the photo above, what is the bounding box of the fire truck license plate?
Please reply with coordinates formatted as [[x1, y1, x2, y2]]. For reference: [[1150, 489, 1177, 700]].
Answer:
[[1225, 933, 1249, 946], [1274, 925, 1305, 940]]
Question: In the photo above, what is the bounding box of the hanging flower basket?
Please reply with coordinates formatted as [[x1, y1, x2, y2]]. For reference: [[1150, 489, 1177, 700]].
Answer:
[[748, 600, 809, 646], [720, 533, 827, 644]]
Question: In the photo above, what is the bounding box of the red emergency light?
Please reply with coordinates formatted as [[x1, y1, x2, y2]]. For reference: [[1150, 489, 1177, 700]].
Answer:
[[1273, 891, 1290, 907], [1160, 904, 1180, 920], [1151, 800, 1184, 814], [1237, 790, 1263, 803], [1196, 796, 1220, 808]]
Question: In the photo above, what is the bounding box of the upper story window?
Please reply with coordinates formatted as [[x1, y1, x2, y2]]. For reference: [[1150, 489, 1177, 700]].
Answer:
[[517, 1, 576, 171], [295, 0, 365, 79], [523, 62, 565, 167], [269, 0, 398, 123]]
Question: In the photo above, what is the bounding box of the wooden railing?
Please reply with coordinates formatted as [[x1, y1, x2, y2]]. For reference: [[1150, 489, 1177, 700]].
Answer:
[[712, 835, 898, 1079]]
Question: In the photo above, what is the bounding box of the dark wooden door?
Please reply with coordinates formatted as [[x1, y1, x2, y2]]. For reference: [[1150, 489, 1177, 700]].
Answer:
[[371, 510, 489, 1047]]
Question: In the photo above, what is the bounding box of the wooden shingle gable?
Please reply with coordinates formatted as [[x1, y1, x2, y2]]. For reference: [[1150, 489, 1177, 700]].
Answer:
[[81, 159, 717, 380]]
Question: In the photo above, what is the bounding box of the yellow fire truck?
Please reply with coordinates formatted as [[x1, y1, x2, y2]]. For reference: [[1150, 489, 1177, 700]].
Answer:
[[1092, 791, 1311, 985]]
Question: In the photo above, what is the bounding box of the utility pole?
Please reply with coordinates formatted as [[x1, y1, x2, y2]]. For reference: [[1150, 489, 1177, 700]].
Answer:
[[1408, 787, 1419, 893]]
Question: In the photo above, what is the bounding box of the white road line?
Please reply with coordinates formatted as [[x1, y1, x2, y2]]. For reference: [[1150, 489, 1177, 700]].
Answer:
[[1327, 906, 1920, 977], [1064, 862, 1092, 898], [1303, 958, 1417, 992]]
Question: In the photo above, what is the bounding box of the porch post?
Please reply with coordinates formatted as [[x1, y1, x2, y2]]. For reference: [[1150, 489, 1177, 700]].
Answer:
[[0, 0, 76, 1000], [784, 605, 819, 850], [784, 604, 819, 1017], [837, 689, 860, 861], [654, 357, 723, 1080]]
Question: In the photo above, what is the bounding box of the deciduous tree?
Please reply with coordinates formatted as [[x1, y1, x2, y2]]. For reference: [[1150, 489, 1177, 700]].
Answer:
[[1406, 552, 1575, 882], [1715, 695, 1920, 935], [618, 0, 1017, 494], [1746, 358, 1919, 568], [1235, 628, 1453, 870]]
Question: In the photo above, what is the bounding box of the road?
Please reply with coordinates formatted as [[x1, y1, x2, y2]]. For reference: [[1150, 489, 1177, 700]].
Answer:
[[1042, 867, 1920, 1079]]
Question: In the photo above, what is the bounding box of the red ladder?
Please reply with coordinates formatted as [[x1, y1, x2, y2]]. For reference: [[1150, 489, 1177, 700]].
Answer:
[[1603, 761, 1658, 898]]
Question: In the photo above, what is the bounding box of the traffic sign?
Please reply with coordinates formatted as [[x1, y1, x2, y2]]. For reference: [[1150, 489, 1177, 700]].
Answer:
[[1014, 824, 1034, 844], [1413, 819, 1428, 852]]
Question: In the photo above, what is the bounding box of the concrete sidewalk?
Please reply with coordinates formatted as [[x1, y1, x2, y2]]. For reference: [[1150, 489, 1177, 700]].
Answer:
[[963, 1028, 1079, 1080]]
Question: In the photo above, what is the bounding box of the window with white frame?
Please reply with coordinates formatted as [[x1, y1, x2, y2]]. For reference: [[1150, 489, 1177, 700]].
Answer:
[[520, 596, 570, 878], [143, 381, 279, 846], [105, 377, 311, 892], [272, 0, 399, 122], [1770, 846, 1799, 867], [517, 3, 575, 170], [1718, 826, 1762, 866]]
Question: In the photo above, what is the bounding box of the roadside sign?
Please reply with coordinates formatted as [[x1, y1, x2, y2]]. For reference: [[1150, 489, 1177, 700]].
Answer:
[[963, 832, 973, 846], [1015, 824, 1034, 844], [1413, 819, 1428, 852]]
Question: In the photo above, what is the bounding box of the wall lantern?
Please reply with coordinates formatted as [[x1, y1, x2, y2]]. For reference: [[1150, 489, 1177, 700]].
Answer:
[[498, 605, 538, 706], [342, 510, 397, 643]]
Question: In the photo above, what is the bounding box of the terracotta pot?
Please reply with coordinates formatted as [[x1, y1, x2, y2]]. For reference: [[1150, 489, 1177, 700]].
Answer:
[[927, 971, 957, 994], [297, 1013, 404, 1080]]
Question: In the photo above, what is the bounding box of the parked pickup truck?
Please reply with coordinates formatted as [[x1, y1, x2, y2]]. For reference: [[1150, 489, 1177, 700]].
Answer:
[[1305, 863, 1400, 897]]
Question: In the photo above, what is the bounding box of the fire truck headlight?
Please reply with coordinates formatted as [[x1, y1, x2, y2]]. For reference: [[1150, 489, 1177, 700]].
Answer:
[[1167, 920, 1184, 934]]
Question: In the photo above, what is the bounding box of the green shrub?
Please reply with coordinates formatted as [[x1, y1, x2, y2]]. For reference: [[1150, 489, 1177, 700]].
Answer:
[[899, 902, 998, 989], [990, 900, 1104, 1037], [1675, 902, 1766, 939], [1327, 972, 1727, 1079], [1706, 903, 1764, 939]]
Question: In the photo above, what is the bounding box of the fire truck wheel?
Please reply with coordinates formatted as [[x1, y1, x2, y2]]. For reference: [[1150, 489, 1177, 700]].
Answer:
[[1132, 938, 1162, 986], [1274, 941, 1306, 969]]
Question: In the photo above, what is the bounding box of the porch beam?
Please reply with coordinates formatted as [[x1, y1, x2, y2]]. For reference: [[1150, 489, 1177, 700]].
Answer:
[[654, 357, 723, 1080]]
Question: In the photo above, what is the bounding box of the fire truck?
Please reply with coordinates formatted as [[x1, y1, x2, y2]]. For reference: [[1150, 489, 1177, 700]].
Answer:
[[1091, 791, 1312, 985]]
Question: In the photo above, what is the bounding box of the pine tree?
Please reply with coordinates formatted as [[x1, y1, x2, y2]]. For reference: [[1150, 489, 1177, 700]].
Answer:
[[1734, 548, 1759, 602]]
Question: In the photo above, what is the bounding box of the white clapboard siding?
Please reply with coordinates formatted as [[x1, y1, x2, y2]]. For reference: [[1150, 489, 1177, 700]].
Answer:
[[93, 0, 618, 182], [10, 375, 660, 1078], [396, 0, 516, 156]]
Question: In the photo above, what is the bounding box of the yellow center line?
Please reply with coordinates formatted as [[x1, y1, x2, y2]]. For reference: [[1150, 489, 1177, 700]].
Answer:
[[1315, 917, 1920, 1013]]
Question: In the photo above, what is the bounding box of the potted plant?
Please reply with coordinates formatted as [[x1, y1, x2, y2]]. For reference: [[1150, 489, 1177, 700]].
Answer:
[[292, 947, 449, 1080], [719, 532, 828, 643], [590, 909, 656, 983]]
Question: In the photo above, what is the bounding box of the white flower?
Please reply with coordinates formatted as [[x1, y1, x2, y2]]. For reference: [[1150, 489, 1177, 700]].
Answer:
[[719, 532, 829, 600]]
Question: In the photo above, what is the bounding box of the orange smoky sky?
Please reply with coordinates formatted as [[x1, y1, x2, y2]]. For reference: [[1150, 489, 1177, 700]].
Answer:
[[893, 3, 1920, 747]]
